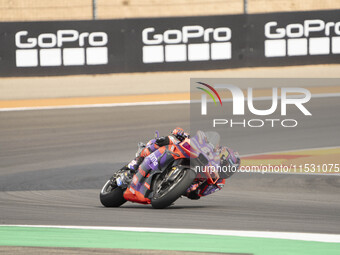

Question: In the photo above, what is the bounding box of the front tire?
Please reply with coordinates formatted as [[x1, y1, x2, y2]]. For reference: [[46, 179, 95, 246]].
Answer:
[[100, 180, 126, 207], [151, 169, 196, 209]]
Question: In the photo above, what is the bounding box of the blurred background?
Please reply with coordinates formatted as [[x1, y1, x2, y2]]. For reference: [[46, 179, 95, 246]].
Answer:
[[1, 0, 340, 101], [0, 0, 339, 21]]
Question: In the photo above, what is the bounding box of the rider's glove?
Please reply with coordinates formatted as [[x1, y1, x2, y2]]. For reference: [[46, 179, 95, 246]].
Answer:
[[172, 127, 188, 141]]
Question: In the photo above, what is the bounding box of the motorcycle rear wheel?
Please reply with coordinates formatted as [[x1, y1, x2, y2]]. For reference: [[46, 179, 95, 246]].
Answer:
[[151, 169, 196, 209], [100, 180, 126, 207]]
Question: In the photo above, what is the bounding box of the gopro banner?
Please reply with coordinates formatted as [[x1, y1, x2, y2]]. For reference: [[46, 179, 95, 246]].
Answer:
[[0, 9, 339, 77], [0, 20, 127, 76], [247, 10, 340, 67]]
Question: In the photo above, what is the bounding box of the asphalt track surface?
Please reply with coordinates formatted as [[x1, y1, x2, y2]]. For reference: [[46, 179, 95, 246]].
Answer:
[[0, 97, 340, 234]]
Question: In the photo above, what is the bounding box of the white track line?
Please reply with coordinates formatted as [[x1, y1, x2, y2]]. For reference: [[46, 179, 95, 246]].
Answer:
[[1, 225, 340, 243], [0, 100, 190, 112], [1, 92, 340, 112]]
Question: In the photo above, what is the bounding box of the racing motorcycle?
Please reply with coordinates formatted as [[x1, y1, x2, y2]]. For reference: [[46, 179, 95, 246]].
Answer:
[[100, 131, 233, 209]]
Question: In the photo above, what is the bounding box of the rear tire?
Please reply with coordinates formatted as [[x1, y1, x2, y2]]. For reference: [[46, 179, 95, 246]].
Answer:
[[100, 180, 126, 207], [151, 169, 196, 209]]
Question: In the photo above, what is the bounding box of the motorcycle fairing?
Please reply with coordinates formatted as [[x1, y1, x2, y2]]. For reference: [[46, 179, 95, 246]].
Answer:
[[123, 166, 155, 204], [123, 147, 167, 203], [123, 145, 186, 204]]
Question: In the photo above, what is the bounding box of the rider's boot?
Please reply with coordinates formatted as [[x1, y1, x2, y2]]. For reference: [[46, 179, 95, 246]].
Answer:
[[116, 164, 136, 188], [116, 142, 147, 188], [116, 170, 133, 188], [127, 156, 144, 173], [116, 156, 144, 188]]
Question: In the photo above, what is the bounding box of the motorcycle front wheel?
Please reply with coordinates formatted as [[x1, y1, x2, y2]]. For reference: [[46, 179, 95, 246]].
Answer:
[[151, 168, 196, 209], [100, 179, 126, 207]]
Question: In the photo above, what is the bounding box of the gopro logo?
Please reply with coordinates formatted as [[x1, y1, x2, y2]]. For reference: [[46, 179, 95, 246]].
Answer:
[[264, 19, 340, 57], [142, 25, 232, 63], [15, 30, 108, 67]]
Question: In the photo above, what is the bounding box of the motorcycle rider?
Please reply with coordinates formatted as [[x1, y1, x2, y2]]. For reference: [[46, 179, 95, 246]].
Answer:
[[127, 127, 189, 172], [118, 127, 240, 200]]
